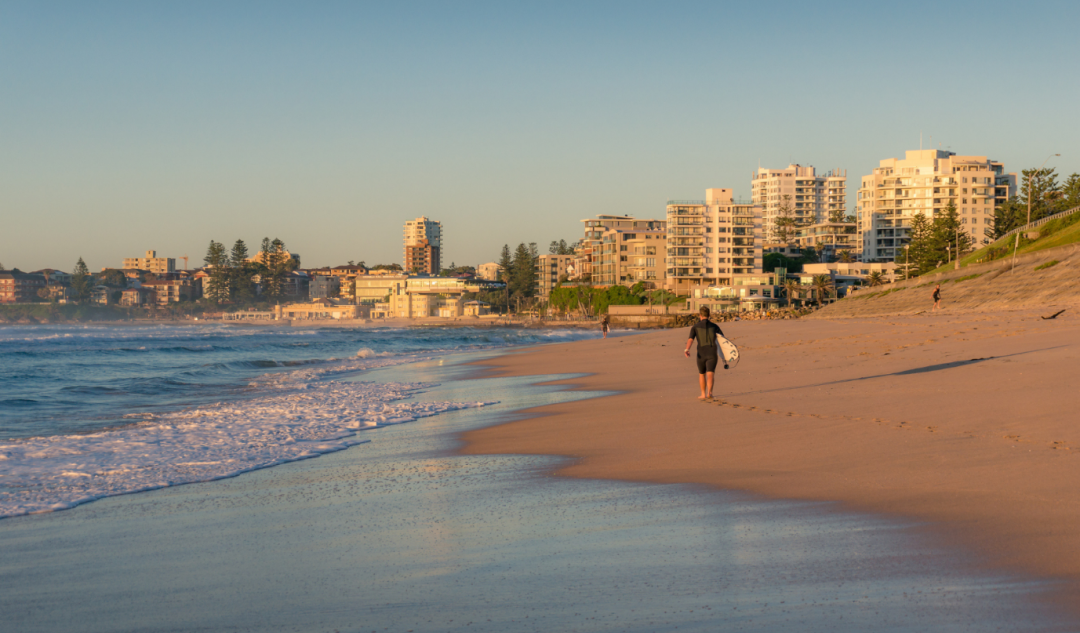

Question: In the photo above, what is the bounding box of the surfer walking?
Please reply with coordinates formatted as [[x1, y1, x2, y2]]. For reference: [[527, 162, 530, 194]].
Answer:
[[684, 306, 724, 400], [601, 314, 610, 339], [932, 284, 942, 311]]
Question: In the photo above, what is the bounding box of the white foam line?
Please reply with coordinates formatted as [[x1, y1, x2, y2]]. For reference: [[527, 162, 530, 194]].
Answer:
[[0, 379, 492, 518]]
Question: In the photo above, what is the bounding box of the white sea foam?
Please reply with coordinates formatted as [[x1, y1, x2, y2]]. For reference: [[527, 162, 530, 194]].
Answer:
[[0, 380, 490, 518]]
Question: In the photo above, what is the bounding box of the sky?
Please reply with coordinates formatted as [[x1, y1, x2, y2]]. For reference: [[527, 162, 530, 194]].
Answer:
[[2, 0, 1079, 272]]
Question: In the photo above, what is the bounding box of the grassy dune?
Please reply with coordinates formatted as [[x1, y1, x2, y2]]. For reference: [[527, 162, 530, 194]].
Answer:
[[811, 240, 1080, 318]]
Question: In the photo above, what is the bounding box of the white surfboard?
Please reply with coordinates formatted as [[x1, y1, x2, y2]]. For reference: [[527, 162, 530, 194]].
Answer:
[[717, 335, 739, 369]]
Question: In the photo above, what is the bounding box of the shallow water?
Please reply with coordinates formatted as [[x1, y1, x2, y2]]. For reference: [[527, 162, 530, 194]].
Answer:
[[0, 354, 1069, 632]]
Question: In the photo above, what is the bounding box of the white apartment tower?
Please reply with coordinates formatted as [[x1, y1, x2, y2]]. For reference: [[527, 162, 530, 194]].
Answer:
[[857, 150, 1017, 262], [752, 165, 847, 239], [403, 217, 442, 275], [665, 188, 763, 295]]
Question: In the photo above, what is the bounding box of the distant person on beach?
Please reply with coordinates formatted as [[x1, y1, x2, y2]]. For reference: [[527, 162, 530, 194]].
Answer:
[[932, 284, 941, 311], [601, 314, 610, 339], [684, 307, 724, 400]]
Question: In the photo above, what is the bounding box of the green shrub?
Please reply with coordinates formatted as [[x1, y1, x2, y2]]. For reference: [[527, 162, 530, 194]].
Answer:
[[1035, 260, 1060, 271], [953, 273, 982, 282]]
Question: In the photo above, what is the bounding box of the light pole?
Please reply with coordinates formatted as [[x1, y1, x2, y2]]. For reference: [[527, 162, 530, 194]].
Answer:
[[904, 244, 909, 280], [1012, 153, 1060, 271]]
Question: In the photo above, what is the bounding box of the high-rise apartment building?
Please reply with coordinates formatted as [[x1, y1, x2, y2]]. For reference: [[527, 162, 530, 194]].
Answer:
[[578, 215, 665, 284], [857, 150, 1017, 262], [751, 165, 847, 239], [665, 189, 763, 295], [123, 250, 175, 274], [403, 217, 442, 275]]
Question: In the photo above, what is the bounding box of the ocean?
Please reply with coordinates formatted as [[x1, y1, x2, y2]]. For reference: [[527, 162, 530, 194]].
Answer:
[[0, 323, 600, 518]]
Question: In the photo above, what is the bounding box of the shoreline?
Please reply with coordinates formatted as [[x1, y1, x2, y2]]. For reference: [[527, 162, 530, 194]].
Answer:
[[459, 308, 1080, 617]]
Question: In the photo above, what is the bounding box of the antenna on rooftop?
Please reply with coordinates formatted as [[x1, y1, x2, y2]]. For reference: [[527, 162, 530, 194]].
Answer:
[[181, 255, 189, 270]]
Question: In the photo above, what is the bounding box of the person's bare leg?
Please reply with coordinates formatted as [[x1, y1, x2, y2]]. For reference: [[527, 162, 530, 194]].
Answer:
[[698, 373, 707, 399], [705, 372, 715, 399]]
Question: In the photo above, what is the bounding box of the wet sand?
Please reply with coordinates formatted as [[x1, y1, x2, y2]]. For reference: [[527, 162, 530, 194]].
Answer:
[[1, 352, 1069, 631], [461, 309, 1080, 615]]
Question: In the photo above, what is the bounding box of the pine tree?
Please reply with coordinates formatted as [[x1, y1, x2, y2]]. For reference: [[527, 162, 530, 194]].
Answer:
[[70, 257, 92, 303], [203, 241, 230, 303], [900, 212, 934, 275], [230, 239, 254, 302], [497, 244, 513, 283], [511, 243, 535, 299], [931, 201, 971, 267], [773, 195, 796, 242]]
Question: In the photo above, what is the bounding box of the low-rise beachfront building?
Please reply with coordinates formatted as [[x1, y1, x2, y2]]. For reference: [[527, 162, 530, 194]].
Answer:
[[665, 188, 764, 296], [141, 278, 195, 305], [857, 149, 1017, 262], [752, 165, 848, 238], [120, 287, 155, 306], [464, 300, 491, 316], [682, 271, 786, 313], [275, 299, 368, 320]]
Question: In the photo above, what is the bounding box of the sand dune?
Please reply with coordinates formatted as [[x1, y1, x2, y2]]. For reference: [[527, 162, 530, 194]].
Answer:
[[461, 309, 1080, 614]]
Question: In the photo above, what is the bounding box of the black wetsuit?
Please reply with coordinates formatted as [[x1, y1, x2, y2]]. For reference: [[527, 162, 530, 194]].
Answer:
[[688, 319, 725, 374], [933, 288, 941, 302]]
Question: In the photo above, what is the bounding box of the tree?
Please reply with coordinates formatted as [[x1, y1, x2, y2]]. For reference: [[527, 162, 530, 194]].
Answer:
[[837, 250, 855, 263], [37, 286, 52, 301], [259, 238, 290, 302], [773, 195, 797, 242], [230, 239, 254, 302], [782, 279, 801, 307], [509, 243, 535, 299], [203, 240, 231, 303], [67, 257, 92, 303], [497, 244, 513, 283], [931, 201, 972, 266], [828, 207, 847, 223], [866, 271, 886, 287], [899, 212, 935, 276], [548, 239, 573, 255], [810, 274, 834, 305], [763, 252, 801, 273]]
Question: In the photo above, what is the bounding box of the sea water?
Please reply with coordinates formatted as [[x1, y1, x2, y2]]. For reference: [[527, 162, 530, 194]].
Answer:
[[0, 323, 600, 518]]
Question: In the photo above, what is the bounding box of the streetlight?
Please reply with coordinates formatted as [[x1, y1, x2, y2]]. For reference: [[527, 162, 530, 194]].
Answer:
[[904, 244, 909, 280], [1012, 153, 1060, 271]]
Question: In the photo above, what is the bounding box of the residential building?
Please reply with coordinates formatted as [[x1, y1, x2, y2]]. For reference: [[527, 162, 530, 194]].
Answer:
[[404, 217, 442, 275], [310, 275, 341, 300], [803, 262, 898, 282], [120, 287, 155, 306], [793, 222, 859, 262], [665, 189, 764, 295], [123, 250, 175, 274], [0, 271, 47, 303], [752, 165, 847, 239], [535, 254, 574, 298], [141, 278, 194, 305], [857, 150, 1017, 262], [579, 215, 665, 282], [354, 275, 407, 306], [32, 269, 71, 285], [477, 262, 502, 281], [593, 225, 666, 289]]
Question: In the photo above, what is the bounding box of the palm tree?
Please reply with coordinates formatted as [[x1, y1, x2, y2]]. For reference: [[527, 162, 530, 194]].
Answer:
[[837, 250, 855, 263], [866, 271, 886, 287], [811, 274, 835, 305], [782, 279, 801, 307]]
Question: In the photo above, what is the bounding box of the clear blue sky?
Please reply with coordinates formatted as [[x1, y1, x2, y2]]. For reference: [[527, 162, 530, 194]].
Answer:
[[2, 1, 1078, 271]]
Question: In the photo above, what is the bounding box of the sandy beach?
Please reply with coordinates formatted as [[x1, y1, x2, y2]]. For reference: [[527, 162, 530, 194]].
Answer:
[[462, 309, 1080, 614]]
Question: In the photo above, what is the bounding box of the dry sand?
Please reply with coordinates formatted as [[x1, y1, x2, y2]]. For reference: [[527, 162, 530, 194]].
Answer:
[[461, 308, 1080, 613]]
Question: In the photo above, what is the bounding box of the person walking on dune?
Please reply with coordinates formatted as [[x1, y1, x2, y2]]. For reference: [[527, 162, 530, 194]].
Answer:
[[684, 306, 724, 400], [932, 284, 942, 311], [601, 314, 610, 339]]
